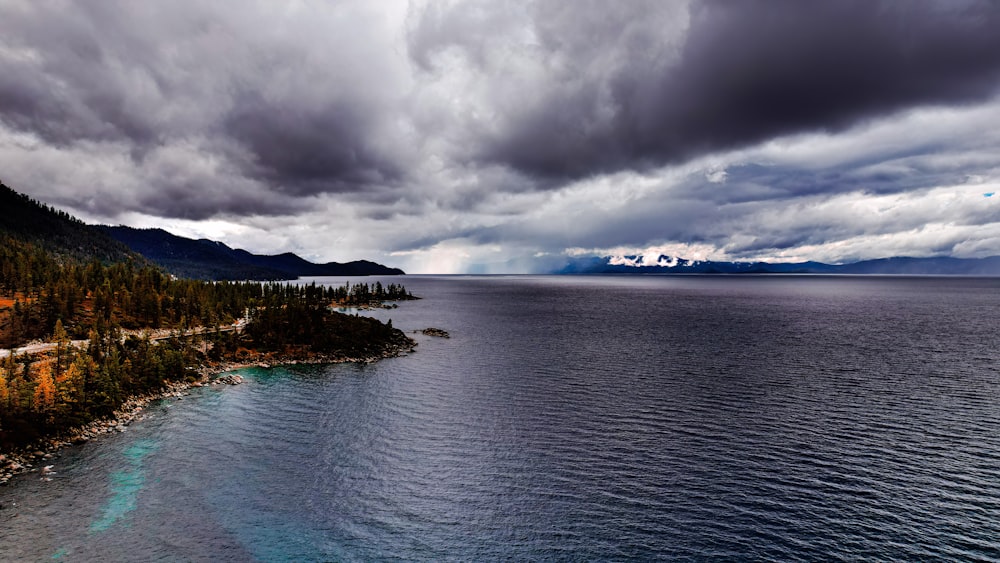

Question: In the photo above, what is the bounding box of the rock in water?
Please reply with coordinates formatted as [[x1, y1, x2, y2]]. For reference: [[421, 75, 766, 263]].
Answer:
[[213, 373, 245, 385], [420, 328, 450, 338]]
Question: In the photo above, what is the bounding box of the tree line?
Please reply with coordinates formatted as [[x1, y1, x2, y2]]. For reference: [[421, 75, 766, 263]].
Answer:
[[329, 280, 415, 305], [2, 235, 261, 347]]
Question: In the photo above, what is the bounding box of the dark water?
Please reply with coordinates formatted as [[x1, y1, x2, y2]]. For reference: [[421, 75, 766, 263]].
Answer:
[[3, 275, 1000, 561]]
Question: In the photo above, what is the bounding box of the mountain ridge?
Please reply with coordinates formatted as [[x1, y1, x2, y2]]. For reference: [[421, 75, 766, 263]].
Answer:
[[0, 182, 404, 280], [98, 225, 405, 280], [0, 182, 139, 264], [557, 254, 1000, 276]]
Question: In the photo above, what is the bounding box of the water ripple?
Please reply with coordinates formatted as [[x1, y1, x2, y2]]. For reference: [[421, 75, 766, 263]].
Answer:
[[3, 276, 1000, 560]]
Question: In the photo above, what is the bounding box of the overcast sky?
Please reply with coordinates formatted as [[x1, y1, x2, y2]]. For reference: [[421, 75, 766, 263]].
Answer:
[[3, 0, 1000, 273]]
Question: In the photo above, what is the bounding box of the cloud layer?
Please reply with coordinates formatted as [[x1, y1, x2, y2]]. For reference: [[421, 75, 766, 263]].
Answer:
[[3, 0, 1000, 272]]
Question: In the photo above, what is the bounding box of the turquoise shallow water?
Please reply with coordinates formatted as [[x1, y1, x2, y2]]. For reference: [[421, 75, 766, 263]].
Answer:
[[2, 275, 1000, 561], [89, 439, 159, 534]]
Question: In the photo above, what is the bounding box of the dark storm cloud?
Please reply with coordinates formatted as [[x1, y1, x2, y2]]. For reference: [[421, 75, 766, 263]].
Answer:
[[137, 179, 312, 221], [410, 0, 1000, 181], [222, 92, 405, 195]]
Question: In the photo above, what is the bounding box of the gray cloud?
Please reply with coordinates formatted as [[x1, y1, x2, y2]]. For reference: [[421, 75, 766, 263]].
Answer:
[[3, 0, 1000, 271], [0, 18, 157, 146], [0, 1, 413, 219]]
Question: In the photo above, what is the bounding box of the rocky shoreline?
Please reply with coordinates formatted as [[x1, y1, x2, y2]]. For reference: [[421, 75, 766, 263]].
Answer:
[[0, 373, 243, 487], [0, 339, 416, 487]]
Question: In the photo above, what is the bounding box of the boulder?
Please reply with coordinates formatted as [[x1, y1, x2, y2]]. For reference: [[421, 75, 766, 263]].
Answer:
[[420, 327, 450, 338]]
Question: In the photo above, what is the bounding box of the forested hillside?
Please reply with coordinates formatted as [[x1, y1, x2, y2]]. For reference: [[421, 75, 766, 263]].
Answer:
[[0, 183, 137, 263]]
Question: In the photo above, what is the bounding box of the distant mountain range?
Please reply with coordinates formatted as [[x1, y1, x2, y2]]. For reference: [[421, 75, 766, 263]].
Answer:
[[558, 254, 1000, 276], [98, 226, 404, 280], [6, 182, 1000, 278]]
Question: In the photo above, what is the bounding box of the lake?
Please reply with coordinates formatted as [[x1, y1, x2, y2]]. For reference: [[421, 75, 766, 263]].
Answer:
[[2, 275, 1000, 560]]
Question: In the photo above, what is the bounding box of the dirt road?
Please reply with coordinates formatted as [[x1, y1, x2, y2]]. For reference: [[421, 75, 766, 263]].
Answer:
[[0, 320, 245, 359]]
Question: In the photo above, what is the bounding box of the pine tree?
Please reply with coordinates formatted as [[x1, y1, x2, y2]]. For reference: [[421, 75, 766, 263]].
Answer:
[[65, 354, 95, 409], [53, 318, 69, 378]]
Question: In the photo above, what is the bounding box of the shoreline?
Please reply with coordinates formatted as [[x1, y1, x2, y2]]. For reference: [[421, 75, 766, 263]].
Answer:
[[0, 340, 416, 486]]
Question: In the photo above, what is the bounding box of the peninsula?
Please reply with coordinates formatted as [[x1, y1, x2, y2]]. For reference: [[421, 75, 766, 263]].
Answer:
[[0, 183, 416, 477]]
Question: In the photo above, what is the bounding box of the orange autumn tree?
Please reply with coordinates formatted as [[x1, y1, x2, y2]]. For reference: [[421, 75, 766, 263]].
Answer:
[[0, 365, 9, 413], [33, 360, 57, 413]]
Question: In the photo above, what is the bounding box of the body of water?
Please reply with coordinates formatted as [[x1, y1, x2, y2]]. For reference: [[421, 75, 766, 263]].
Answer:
[[2, 275, 1000, 560]]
